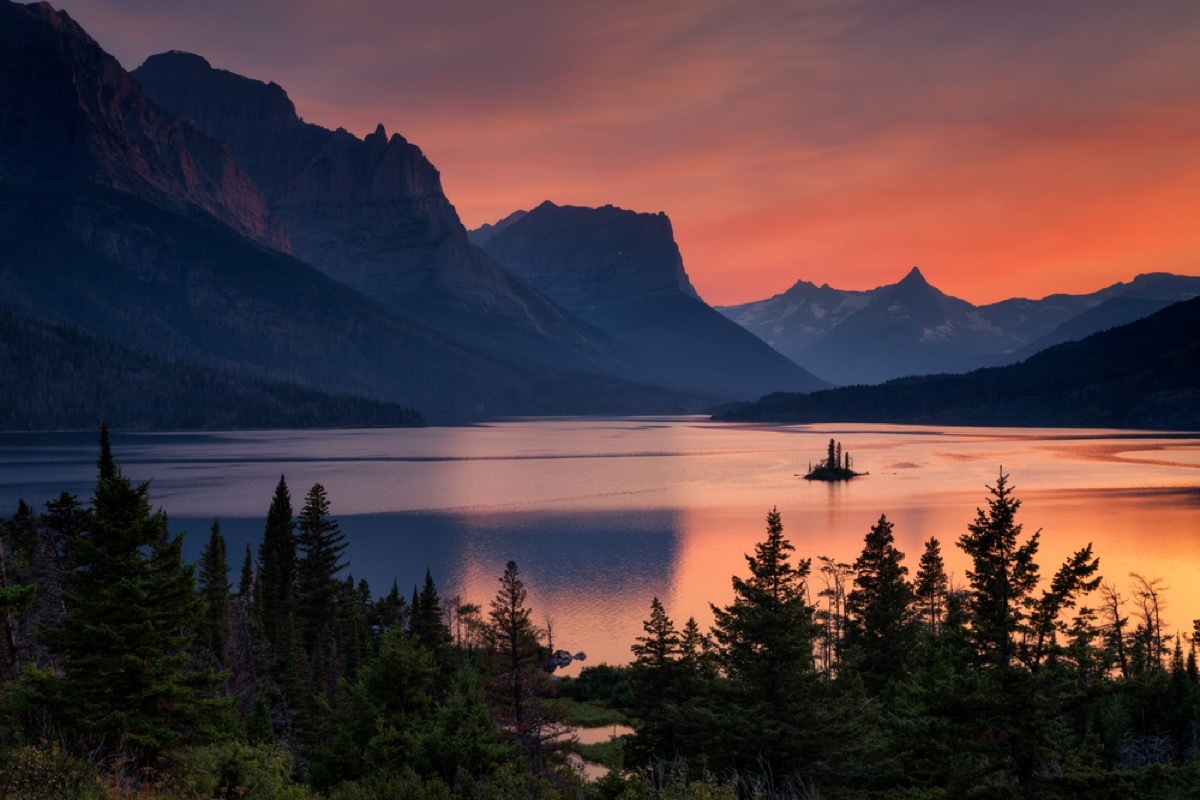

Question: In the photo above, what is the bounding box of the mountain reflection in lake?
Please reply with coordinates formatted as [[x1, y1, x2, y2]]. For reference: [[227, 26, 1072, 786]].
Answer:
[[0, 418, 1197, 671]]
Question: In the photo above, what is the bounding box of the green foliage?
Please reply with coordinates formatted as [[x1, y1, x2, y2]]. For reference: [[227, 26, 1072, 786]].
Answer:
[[173, 741, 313, 800], [843, 514, 915, 690], [22, 450, 232, 764], [0, 746, 107, 800], [959, 470, 1041, 669], [198, 519, 231, 664]]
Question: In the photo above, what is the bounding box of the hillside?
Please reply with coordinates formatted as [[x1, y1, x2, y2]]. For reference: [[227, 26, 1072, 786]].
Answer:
[[718, 296, 1200, 430]]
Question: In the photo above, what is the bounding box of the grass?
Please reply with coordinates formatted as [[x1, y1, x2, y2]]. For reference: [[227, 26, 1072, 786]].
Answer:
[[548, 697, 630, 728]]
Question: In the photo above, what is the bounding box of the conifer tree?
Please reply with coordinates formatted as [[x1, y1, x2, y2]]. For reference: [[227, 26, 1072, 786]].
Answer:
[[237, 543, 254, 597], [486, 560, 564, 774], [958, 470, 1040, 669], [844, 514, 914, 689], [29, 435, 228, 764], [198, 519, 231, 664], [412, 569, 452, 651], [256, 475, 297, 677], [914, 537, 949, 635], [709, 506, 823, 774], [296, 482, 348, 699]]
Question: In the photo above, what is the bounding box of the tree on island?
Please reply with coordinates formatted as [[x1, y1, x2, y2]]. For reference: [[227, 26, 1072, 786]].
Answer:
[[804, 438, 863, 481]]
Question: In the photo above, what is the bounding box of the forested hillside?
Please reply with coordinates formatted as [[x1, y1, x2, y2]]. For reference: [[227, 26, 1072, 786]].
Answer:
[[0, 312, 424, 430], [720, 296, 1200, 430], [1, 436, 1197, 798]]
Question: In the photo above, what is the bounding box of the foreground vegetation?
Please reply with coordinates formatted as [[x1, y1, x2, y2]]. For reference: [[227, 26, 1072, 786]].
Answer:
[[0, 428, 1197, 798]]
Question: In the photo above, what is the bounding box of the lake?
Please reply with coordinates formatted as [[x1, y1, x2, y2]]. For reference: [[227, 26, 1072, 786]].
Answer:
[[1, 418, 1197, 671]]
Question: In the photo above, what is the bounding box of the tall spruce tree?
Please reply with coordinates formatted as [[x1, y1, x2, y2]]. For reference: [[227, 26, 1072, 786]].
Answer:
[[296, 482, 348, 699], [486, 560, 564, 774], [198, 519, 231, 664], [256, 475, 297, 678], [29, 433, 228, 764], [412, 569, 451, 651], [709, 506, 824, 774], [914, 537, 949, 636], [958, 470, 1041, 669], [844, 514, 915, 690]]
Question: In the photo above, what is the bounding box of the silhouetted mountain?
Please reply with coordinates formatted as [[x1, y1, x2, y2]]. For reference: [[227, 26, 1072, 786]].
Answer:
[[718, 296, 1200, 431], [0, 1, 703, 418], [467, 210, 528, 247], [0, 311, 423, 430], [719, 269, 1200, 385], [476, 202, 830, 400], [0, 4, 288, 251], [132, 52, 642, 378], [997, 273, 1200, 363]]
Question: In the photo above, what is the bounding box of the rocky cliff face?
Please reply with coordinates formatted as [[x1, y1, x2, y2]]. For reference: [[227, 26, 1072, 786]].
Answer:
[[132, 53, 636, 377], [0, 1, 707, 416], [477, 202, 828, 400], [476, 201, 700, 312], [0, 3, 289, 251]]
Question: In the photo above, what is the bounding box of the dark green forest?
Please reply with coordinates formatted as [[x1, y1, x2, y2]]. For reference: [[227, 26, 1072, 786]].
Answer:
[[1, 430, 1198, 799], [0, 311, 425, 430]]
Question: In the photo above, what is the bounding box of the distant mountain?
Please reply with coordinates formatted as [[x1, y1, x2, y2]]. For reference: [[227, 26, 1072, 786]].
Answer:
[[0, 311, 423, 430], [468, 210, 528, 247], [132, 52, 642, 378], [0, 1, 701, 418], [475, 201, 830, 400], [996, 273, 1200, 363], [719, 269, 1200, 385], [718, 296, 1200, 431]]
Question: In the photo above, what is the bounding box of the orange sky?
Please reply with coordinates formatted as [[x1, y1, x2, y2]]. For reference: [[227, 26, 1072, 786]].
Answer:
[[61, 0, 1200, 306]]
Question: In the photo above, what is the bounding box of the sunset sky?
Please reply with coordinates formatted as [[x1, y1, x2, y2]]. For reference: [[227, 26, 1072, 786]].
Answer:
[[61, 0, 1200, 306]]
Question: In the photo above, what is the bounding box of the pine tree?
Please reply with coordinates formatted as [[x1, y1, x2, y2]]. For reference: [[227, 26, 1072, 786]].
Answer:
[[958, 470, 1041, 669], [709, 506, 823, 773], [486, 560, 564, 774], [844, 514, 915, 690], [198, 519, 231, 665], [256, 475, 297, 679], [28, 439, 228, 764], [412, 569, 451, 651], [914, 537, 948, 635], [296, 482, 348, 700], [237, 543, 255, 597], [96, 422, 115, 481]]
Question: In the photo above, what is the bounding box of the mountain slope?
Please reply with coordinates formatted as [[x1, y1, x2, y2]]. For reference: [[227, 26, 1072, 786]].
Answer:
[[476, 202, 829, 400], [0, 310, 423, 430], [718, 296, 1200, 431], [0, 4, 288, 251], [0, 0, 698, 417], [720, 268, 1200, 386], [132, 52, 642, 377]]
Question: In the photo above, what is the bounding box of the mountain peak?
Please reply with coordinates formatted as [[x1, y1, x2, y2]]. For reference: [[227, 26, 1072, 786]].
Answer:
[[899, 266, 928, 286]]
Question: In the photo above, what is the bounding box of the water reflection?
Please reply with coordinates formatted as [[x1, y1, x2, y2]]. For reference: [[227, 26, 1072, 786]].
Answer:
[[1, 421, 1198, 670]]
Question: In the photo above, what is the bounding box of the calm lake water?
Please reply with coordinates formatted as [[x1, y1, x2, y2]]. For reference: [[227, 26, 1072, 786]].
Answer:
[[1, 418, 1197, 670]]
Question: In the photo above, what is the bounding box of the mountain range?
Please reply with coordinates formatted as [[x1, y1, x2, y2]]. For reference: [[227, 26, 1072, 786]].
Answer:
[[718, 294, 1200, 430], [471, 201, 828, 399], [0, 1, 821, 424], [718, 268, 1200, 386], [1, 0, 1195, 429]]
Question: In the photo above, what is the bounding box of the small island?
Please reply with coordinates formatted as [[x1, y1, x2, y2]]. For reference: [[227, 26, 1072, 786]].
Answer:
[[804, 438, 864, 481]]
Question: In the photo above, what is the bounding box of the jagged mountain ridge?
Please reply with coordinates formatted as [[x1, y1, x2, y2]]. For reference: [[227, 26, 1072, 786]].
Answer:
[[132, 52, 645, 378], [0, 0, 704, 417], [718, 295, 1200, 430], [475, 202, 830, 400], [719, 268, 1200, 385]]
